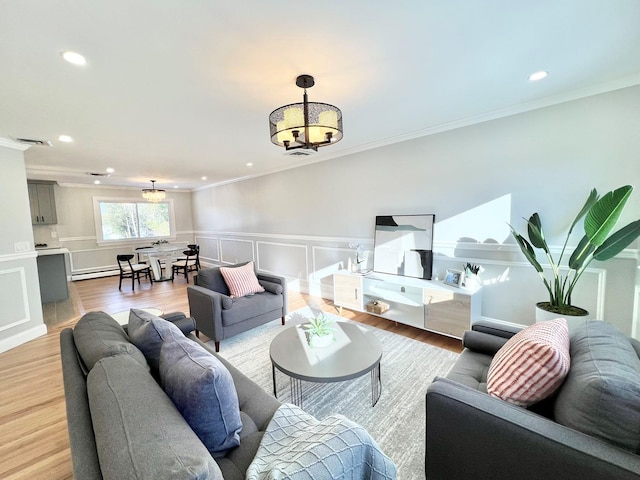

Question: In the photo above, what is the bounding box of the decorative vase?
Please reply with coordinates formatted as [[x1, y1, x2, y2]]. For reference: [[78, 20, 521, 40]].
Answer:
[[535, 302, 590, 334], [309, 333, 333, 348], [463, 274, 480, 290]]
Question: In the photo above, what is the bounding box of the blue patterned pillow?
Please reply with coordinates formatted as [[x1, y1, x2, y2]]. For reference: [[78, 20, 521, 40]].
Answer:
[[159, 327, 242, 456], [128, 309, 182, 372]]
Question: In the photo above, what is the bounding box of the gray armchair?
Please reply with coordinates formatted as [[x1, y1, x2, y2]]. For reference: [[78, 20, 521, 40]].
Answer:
[[187, 263, 288, 351]]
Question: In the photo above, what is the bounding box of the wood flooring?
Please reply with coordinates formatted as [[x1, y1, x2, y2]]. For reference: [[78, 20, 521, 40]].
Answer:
[[0, 275, 462, 479]]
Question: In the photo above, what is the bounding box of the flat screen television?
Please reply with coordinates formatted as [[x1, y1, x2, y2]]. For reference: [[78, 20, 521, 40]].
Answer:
[[372, 214, 435, 280]]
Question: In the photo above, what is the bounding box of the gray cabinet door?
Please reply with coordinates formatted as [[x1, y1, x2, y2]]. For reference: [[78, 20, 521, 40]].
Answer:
[[28, 182, 57, 225]]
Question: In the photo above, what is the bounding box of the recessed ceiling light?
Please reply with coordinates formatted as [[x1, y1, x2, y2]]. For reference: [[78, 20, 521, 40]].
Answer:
[[528, 70, 548, 82], [61, 51, 87, 66], [201, 176, 207, 180], [58, 134, 73, 143], [246, 162, 253, 167], [106, 167, 115, 173]]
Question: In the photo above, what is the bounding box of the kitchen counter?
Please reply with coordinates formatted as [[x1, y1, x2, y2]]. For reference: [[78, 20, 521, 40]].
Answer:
[[36, 247, 69, 303], [35, 247, 69, 256]]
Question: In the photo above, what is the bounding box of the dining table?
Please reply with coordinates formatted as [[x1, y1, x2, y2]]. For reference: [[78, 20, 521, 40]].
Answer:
[[139, 245, 182, 281]]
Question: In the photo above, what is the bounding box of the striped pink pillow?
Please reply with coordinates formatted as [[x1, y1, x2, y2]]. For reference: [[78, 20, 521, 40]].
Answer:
[[487, 318, 570, 407], [219, 262, 265, 298]]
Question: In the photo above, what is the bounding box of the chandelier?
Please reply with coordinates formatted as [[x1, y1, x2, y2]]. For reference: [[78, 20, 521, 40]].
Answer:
[[269, 75, 343, 152], [142, 180, 166, 202]]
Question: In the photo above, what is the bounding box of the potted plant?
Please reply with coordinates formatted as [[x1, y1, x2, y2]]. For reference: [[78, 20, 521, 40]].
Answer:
[[462, 263, 481, 289], [509, 185, 640, 321], [303, 313, 335, 348]]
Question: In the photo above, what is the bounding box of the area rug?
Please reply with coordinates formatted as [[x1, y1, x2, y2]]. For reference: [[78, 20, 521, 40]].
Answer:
[[209, 306, 459, 479]]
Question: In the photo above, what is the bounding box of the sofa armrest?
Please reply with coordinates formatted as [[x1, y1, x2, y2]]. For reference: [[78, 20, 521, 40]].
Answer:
[[257, 272, 288, 316], [472, 320, 521, 338], [59, 329, 103, 480], [426, 377, 640, 480], [187, 285, 230, 342], [462, 330, 509, 355], [160, 312, 196, 336]]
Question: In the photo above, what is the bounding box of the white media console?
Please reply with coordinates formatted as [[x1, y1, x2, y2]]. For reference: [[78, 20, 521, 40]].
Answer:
[[333, 270, 482, 339]]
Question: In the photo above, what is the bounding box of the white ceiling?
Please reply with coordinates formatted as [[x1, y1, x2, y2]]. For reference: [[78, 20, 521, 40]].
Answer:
[[2, 1, 640, 191]]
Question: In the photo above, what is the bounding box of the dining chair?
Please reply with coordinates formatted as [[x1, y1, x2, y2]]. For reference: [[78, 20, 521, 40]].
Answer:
[[117, 254, 153, 291], [171, 249, 198, 283]]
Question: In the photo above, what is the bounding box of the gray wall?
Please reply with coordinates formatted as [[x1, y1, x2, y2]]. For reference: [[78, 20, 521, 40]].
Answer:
[[192, 85, 640, 336], [0, 141, 46, 353]]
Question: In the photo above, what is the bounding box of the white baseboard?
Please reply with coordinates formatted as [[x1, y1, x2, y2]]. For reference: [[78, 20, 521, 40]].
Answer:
[[0, 324, 48, 354], [71, 269, 119, 281]]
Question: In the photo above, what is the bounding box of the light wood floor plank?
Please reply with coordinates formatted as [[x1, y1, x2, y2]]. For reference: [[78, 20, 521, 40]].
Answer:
[[0, 275, 461, 478]]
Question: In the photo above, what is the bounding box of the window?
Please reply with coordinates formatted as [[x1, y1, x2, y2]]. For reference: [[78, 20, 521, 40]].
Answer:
[[93, 197, 175, 244]]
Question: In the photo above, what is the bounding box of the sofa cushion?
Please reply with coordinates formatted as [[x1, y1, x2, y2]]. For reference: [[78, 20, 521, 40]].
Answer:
[[221, 292, 284, 326], [220, 261, 265, 298], [487, 318, 570, 407], [554, 320, 640, 453], [197, 267, 231, 296], [160, 327, 242, 457], [87, 354, 222, 480], [73, 311, 148, 371], [446, 349, 492, 392], [128, 308, 184, 371]]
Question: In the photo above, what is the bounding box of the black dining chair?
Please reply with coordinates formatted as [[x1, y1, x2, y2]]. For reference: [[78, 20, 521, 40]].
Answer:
[[171, 249, 198, 283], [117, 254, 153, 291]]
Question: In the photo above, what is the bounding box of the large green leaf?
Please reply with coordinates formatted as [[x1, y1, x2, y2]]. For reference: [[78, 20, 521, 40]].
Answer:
[[568, 235, 595, 270], [568, 188, 598, 235], [509, 226, 544, 273], [585, 185, 633, 246], [527, 213, 548, 251], [593, 220, 640, 260]]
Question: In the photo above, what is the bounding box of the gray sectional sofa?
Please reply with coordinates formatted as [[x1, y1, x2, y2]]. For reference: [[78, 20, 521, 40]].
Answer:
[[426, 320, 640, 479], [60, 310, 281, 480]]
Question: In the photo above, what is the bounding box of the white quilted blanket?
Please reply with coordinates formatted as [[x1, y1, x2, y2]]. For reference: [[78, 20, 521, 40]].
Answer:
[[246, 403, 396, 480]]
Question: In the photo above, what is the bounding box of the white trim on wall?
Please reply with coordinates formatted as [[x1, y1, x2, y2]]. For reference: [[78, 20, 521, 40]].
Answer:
[[219, 238, 255, 264], [0, 267, 31, 332], [0, 252, 37, 263], [0, 324, 47, 354], [256, 241, 309, 278]]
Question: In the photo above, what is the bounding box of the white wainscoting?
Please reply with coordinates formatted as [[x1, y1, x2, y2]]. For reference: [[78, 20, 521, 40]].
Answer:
[[219, 238, 255, 264], [0, 267, 30, 332], [195, 230, 638, 331], [257, 241, 308, 279]]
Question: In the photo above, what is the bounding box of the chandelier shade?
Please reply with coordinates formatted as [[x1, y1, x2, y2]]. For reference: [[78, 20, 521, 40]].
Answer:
[[142, 180, 166, 202], [269, 75, 343, 152]]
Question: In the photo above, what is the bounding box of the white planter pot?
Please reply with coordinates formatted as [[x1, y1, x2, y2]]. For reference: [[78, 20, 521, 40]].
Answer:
[[535, 303, 590, 334], [309, 333, 333, 348]]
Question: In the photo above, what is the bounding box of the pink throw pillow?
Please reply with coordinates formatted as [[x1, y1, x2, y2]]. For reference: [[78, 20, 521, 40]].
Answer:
[[220, 262, 265, 298], [487, 318, 570, 407]]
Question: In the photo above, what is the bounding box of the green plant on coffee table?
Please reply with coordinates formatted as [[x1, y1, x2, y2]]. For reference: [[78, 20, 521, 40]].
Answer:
[[509, 185, 640, 315], [303, 313, 334, 338]]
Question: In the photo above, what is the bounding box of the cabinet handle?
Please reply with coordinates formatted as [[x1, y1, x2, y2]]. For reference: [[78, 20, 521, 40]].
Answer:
[[41, 216, 45, 223], [354, 288, 358, 300]]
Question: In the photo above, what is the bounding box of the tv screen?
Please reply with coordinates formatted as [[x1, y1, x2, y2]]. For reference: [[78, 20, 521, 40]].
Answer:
[[373, 214, 435, 280]]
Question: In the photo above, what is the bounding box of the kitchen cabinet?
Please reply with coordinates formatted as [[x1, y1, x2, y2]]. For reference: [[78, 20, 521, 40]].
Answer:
[[28, 181, 57, 225]]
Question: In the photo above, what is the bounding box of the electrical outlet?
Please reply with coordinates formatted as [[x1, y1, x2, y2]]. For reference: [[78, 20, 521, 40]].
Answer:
[[14, 241, 30, 253], [51, 231, 57, 238]]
